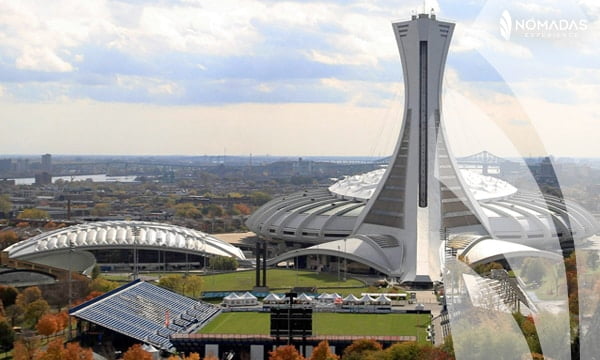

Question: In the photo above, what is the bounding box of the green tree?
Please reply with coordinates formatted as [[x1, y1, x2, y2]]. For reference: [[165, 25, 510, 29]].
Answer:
[[174, 203, 202, 219], [17, 208, 49, 220], [91, 265, 101, 280], [90, 203, 111, 217], [89, 278, 120, 293], [159, 274, 185, 294], [209, 256, 238, 271], [250, 191, 272, 206], [24, 299, 50, 324], [202, 204, 224, 218], [0, 320, 14, 352], [184, 275, 203, 298]]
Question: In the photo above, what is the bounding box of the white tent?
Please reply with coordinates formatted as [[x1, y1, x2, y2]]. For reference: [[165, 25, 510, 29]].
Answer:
[[317, 293, 329, 300], [240, 292, 258, 306], [374, 294, 392, 305], [263, 293, 283, 304], [223, 292, 242, 306], [296, 293, 314, 304], [343, 294, 360, 304], [358, 294, 374, 304]]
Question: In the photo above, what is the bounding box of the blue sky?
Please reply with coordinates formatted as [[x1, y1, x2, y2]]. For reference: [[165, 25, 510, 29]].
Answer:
[[0, 0, 598, 157]]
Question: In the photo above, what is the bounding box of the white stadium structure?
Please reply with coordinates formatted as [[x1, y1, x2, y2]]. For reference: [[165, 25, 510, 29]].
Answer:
[[247, 13, 599, 286], [4, 221, 246, 274]]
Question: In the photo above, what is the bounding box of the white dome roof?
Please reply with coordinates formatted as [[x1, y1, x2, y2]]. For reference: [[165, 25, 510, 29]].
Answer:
[[329, 168, 517, 201]]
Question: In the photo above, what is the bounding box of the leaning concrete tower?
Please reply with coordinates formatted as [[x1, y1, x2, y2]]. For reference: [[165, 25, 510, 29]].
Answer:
[[353, 13, 487, 284]]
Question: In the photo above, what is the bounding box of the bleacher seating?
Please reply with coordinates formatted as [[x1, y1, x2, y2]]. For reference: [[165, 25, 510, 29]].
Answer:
[[70, 279, 221, 351]]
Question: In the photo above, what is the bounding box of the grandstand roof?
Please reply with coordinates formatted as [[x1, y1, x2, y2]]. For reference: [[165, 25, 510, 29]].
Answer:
[[69, 279, 221, 351], [5, 221, 246, 266]]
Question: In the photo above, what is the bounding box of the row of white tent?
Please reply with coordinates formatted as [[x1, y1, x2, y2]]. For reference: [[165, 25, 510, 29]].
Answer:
[[222, 292, 259, 306], [262, 292, 393, 305]]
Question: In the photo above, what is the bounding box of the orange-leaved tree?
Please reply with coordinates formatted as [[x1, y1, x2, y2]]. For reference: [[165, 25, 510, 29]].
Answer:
[[310, 340, 338, 360], [269, 345, 305, 360], [123, 344, 153, 360], [36, 313, 58, 338], [31, 338, 92, 360], [63, 342, 94, 360], [342, 339, 382, 360]]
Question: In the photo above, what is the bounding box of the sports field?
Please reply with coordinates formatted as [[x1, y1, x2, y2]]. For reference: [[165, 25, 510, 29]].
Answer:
[[199, 312, 429, 341], [201, 269, 365, 292]]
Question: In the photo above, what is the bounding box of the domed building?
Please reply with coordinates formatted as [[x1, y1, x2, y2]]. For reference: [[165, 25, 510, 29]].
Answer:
[[3, 221, 246, 274]]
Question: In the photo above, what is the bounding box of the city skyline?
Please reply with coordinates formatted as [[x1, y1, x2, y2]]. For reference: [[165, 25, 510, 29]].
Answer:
[[0, 0, 598, 157]]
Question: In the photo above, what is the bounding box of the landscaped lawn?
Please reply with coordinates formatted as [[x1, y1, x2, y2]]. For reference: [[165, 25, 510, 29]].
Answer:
[[201, 269, 365, 292], [199, 312, 429, 342]]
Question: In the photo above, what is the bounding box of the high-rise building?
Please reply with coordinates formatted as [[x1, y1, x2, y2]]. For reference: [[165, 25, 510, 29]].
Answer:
[[41, 153, 52, 173]]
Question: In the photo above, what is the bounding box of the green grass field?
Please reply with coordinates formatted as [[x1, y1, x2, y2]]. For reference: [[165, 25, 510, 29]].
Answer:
[[201, 269, 365, 292], [199, 312, 429, 341]]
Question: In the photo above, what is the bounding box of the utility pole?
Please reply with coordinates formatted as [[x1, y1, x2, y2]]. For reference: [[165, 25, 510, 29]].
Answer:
[[67, 239, 74, 340]]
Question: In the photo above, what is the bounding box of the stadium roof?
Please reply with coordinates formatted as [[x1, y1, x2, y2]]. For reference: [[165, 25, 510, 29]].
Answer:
[[5, 221, 246, 269], [69, 279, 221, 351]]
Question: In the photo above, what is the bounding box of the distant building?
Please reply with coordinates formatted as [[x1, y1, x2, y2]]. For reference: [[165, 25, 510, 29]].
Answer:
[[41, 154, 52, 172], [0, 159, 11, 173], [15, 159, 29, 173], [34, 172, 52, 185]]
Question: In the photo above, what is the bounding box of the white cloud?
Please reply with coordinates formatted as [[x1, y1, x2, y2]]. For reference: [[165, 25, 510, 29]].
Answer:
[[15, 46, 74, 72]]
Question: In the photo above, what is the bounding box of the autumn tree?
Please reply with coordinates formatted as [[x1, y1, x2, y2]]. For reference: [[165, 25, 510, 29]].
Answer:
[[269, 345, 305, 360], [342, 339, 382, 360], [0, 230, 18, 248], [167, 354, 201, 360], [55, 311, 69, 331], [13, 337, 39, 360], [0, 285, 18, 307], [123, 344, 153, 360], [0, 319, 14, 352], [63, 342, 93, 360], [16, 286, 42, 307], [233, 203, 251, 215], [17, 208, 49, 220], [5, 304, 25, 326], [310, 340, 338, 360], [36, 337, 64, 360], [36, 314, 58, 338]]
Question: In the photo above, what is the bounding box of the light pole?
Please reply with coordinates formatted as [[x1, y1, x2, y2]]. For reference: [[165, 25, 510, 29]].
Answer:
[[343, 238, 347, 281], [132, 226, 140, 280], [337, 246, 340, 281], [67, 239, 74, 340]]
